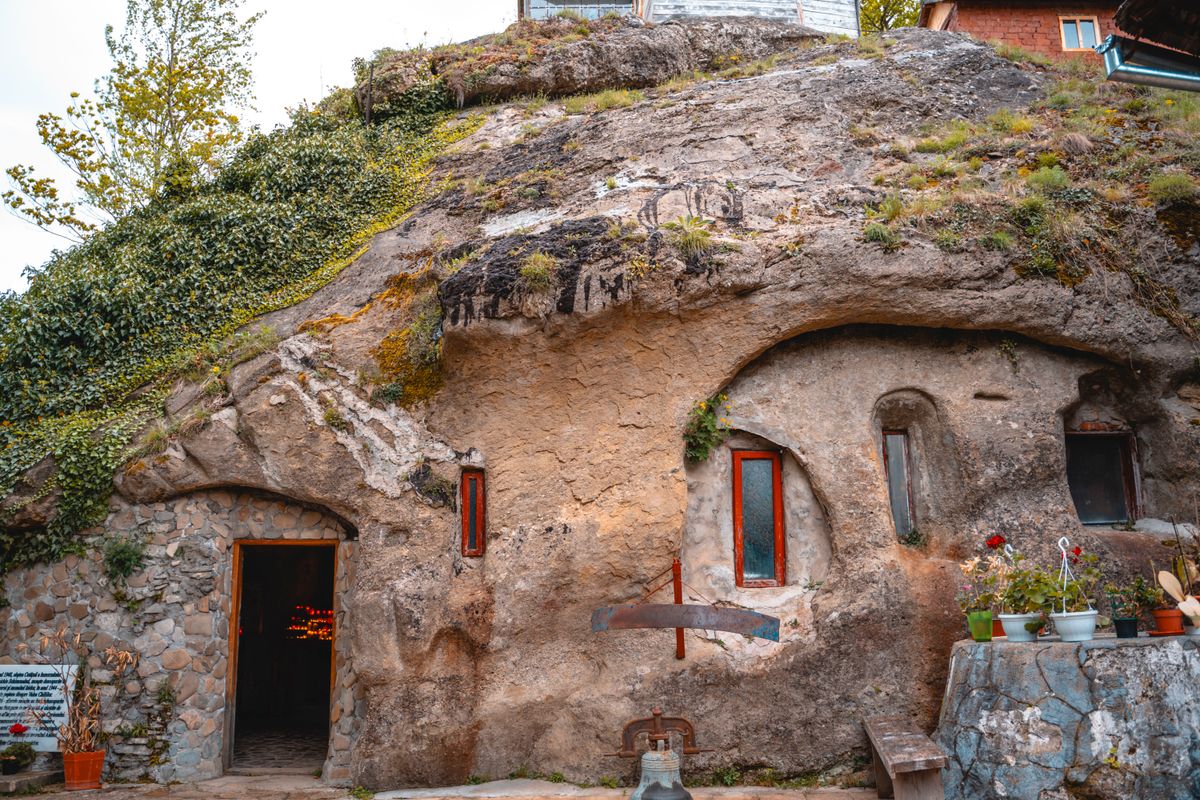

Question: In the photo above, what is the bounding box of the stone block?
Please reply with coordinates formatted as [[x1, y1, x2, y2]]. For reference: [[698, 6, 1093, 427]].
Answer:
[[161, 648, 190, 670]]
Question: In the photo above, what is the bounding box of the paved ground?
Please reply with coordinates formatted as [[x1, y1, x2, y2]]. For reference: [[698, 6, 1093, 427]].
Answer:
[[232, 727, 329, 772], [29, 777, 878, 800]]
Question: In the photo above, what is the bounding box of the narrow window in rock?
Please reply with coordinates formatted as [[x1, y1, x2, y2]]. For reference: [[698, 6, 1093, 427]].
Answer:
[[1060, 17, 1099, 50], [461, 470, 486, 556], [1065, 433, 1138, 525], [732, 451, 785, 587], [882, 431, 915, 539]]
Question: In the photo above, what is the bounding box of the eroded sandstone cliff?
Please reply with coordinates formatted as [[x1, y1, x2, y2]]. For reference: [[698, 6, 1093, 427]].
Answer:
[[4, 19, 1200, 795]]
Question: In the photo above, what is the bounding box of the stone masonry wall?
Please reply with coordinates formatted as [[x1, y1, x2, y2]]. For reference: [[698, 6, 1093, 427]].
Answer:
[[935, 636, 1200, 800], [0, 490, 357, 784]]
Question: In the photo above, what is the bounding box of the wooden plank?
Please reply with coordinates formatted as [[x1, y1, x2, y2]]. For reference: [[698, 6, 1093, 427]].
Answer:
[[864, 716, 948, 776], [894, 768, 945, 800]]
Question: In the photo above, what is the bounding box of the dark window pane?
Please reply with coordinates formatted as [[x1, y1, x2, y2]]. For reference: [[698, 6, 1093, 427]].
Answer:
[[740, 458, 776, 581], [1066, 436, 1130, 524], [1079, 20, 1097, 48], [1062, 21, 1081, 49], [467, 478, 478, 551], [884, 433, 914, 537]]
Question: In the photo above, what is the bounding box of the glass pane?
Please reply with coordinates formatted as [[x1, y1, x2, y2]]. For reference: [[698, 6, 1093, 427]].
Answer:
[[1062, 21, 1080, 49], [1079, 20, 1097, 49], [740, 458, 776, 581], [527, 0, 632, 19], [1066, 436, 1130, 524], [884, 433, 914, 537], [467, 478, 478, 550]]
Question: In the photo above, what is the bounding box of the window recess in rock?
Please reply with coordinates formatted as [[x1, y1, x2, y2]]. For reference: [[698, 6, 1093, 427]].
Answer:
[[732, 450, 785, 587], [882, 430, 916, 540], [461, 470, 486, 556], [1065, 432, 1139, 525]]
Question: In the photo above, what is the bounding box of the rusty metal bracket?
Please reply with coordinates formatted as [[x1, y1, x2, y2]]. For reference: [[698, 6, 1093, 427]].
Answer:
[[613, 708, 712, 757], [591, 603, 780, 642]]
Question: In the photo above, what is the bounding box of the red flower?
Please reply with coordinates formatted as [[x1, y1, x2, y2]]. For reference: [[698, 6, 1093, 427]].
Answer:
[[8, 723, 27, 736], [1073, 546, 1082, 557], [986, 534, 1006, 550]]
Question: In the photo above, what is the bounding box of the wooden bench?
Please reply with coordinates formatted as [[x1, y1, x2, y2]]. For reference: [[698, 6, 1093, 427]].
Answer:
[[864, 716, 948, 800]]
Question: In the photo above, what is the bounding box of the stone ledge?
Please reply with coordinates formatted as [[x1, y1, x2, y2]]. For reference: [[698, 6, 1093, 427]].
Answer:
[[935, 634, 1200, 800], [0, 768, 64, 794]]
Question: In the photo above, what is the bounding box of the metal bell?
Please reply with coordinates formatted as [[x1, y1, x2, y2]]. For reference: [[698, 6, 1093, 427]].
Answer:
[[630, 746, 692, 800]]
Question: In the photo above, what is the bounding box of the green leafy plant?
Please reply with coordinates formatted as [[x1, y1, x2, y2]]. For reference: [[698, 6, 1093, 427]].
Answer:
[[4, 0, 263, 239], [599, 777, 620, 789], [662, 215, 714, 260], [0, 742, 35, 770], [1106, 575, 1162, 618], [103, 535, 147, 587], [1026, 166, 1071, 193], [863, 222, 902, 252], [859, 0, 919, 33], [979, 231, 1013, 251], [683, 394, 732, 462], [1147, 173, 1197, 205], [349, 787, 374, 800], [519, 251, 557, 292], [1049, 549, 1101, 613]]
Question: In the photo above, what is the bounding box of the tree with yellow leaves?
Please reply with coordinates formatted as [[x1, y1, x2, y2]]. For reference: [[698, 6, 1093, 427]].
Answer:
[[4, 0, 262, 242]]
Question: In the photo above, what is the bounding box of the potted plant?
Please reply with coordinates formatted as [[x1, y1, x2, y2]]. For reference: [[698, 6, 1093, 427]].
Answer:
[[956, 556, 997, 642], [1048, 544, 1101, 642], [1152, 571, 1185, 635], [998, 561, 1055, 642], [0, 739, 34, 776], [19, 627, 135, 791], [1106, 576, 1158, 639]]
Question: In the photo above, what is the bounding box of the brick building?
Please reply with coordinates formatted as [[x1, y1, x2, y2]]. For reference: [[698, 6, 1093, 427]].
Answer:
[[919, 1, 1121, 60]]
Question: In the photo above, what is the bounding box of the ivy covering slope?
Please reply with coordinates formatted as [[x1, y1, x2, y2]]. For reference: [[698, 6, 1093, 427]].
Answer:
[[0, 92, 477, 572]]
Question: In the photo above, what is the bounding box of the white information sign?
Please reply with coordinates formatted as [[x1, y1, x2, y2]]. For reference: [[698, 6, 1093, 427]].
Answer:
[[0, 665, 76, 751]]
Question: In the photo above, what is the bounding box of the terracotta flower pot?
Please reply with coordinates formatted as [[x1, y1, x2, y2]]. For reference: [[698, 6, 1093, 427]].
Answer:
[[1152, 608, 1184, 636], [991, 618, 1005, 638], [63, 750, 105, 791]]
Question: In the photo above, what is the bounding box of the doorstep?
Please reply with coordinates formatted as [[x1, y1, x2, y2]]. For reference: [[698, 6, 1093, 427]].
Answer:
[[0, 768, 64, 793]]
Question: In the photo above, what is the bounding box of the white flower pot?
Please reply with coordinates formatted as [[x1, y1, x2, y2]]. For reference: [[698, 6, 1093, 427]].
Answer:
[[1050, 610, 1098, 642], [998, 612, 1042, 642]]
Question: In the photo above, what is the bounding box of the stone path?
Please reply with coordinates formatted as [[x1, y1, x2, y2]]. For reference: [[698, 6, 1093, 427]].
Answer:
[[29, 777, 878, 800]]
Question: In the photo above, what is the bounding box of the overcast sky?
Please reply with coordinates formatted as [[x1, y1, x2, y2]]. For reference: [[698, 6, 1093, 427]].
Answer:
[[0, 0, 516, 293]]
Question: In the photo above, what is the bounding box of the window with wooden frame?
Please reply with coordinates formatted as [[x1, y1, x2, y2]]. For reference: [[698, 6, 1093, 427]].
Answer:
[[732, 450, 785, 587], [460, 470, 486, 556], [882, 430, 916, 539], [1065, 432, 1139, 525], [1059, 16, 1100, 51]]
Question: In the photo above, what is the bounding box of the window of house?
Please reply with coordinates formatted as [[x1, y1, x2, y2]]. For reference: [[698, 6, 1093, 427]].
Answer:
[[1065, 432, 1138, 525], [882, 430, 915, 539], [732, 450, 785, 587], [1060, 17, 1100, 51], [523, 0, 633, 20], [461, 470, 486, 556]]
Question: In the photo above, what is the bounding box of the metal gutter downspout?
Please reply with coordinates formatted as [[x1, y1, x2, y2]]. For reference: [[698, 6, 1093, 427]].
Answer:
[[1096, 35, 1200, 93]]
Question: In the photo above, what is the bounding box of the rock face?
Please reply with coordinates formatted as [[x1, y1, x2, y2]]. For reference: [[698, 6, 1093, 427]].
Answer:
[[3, 23, 1200, 792], [359, 16, 821, 111], [935, 637, 1200, 800]]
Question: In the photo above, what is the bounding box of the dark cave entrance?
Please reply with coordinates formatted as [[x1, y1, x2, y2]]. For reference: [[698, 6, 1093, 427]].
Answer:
[[230, 543, 334, 772]]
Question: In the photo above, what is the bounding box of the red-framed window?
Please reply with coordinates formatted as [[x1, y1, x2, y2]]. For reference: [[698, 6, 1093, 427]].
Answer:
[[1065, 432, 1139, 525], [461, 470, 486, 556], [882, 430, 916, 539], [732, 450, 785, 587]]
